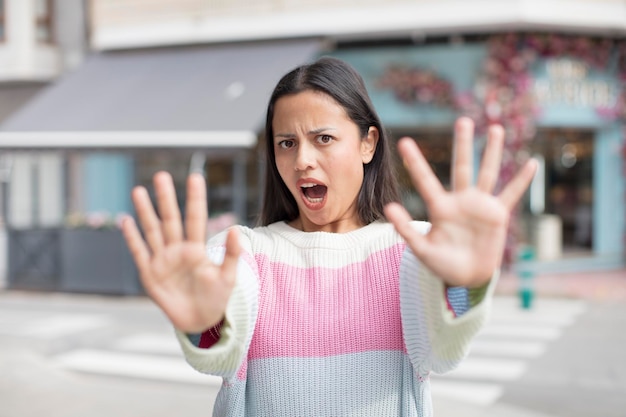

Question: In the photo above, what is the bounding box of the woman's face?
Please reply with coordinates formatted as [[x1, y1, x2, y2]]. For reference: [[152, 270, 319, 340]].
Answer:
[[272, 90, 378, 233]]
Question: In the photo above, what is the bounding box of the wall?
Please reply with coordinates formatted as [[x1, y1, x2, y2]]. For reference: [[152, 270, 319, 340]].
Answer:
[[89, 0, 626, 50], [331, 43, 487, 127], [593, 125, 624, 256], [84, 153, 134, 217], [0, 0, 59, 81], [8, 152, 64, 228]]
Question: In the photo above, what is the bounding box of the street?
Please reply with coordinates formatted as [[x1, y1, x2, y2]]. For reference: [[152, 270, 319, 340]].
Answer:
[[0, 284, 625, 417]]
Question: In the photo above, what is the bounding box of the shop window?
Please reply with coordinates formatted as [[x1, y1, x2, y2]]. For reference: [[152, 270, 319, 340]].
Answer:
[[391, 129, 453, 221], [35, 0, 54, 43], [133, 150, 192, 215], [0, 0, 5, 42], [133, 150, 260, 228], [206, 159, 234, 216]]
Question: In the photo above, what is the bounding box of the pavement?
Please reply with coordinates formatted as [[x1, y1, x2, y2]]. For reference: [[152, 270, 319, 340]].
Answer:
[[0, 265, 624, 417], [495, 266, 626, 302], [438, 265, 626, 417]]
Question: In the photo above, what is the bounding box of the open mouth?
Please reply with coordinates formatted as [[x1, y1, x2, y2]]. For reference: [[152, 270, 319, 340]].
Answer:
[[300, 183, 328, 204]]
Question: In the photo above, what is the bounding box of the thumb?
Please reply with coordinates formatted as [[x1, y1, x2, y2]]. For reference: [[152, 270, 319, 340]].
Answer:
[[220, 227, 241, 285]]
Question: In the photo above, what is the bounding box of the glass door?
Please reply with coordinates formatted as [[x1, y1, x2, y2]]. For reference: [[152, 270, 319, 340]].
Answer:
[[527, 128, 594, 255]]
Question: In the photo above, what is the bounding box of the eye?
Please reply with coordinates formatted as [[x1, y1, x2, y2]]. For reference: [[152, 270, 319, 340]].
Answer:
[[277, 139, 295, 149], [316, 135, 333, 145]]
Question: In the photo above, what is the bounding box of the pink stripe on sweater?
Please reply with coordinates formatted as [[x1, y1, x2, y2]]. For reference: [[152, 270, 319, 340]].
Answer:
[[248, 244, 406, 359]]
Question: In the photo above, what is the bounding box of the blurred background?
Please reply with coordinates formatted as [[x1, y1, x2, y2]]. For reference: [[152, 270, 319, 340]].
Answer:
[[0, 1, 624, 416]]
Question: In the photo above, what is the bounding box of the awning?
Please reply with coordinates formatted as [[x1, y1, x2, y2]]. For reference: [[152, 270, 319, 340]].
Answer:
[[0, 38, 322, 151]]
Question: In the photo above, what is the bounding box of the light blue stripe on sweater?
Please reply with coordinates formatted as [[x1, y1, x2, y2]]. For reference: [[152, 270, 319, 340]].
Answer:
[[447, 286, 470, 316], [212, 351, 432, 417]]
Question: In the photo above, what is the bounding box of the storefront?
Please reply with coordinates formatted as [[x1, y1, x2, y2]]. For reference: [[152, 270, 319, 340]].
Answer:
[[331, 33, 625, 270], [0, 38, 321, 293]]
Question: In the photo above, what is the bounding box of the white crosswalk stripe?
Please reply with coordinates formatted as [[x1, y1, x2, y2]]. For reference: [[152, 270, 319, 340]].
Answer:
[[430, 380, 503, 406], [54, 331, 222, 386], [0, 311, 111, 338], [112, 333, 182, 355], [443, 357, 528, 381], [468, 340, 547, 358], [55, 348, 222, 386], [431, 295, 587, 406], [478, 323, 563, 340]]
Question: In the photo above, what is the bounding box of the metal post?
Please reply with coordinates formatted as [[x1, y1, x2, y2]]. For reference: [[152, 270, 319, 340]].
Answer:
[[517, 245, 536, 309], [0, 152, 11, 227], [0, 152, 12, 289]]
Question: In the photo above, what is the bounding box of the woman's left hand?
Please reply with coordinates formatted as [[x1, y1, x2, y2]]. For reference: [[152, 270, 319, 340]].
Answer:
[[384, 117, 537, 288]]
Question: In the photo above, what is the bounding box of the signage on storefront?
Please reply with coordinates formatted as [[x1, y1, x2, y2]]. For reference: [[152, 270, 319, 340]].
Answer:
[[533, 58, 619, 109]]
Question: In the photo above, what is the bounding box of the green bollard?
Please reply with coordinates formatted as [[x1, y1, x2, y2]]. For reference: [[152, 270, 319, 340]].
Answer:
[[517, 246, 536, 309]]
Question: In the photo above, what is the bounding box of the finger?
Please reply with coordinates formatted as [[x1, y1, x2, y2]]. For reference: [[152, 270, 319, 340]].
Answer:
[[120, 215, 151, 279], [384, 202, 427, 258], [398, 137, 446, 207], [154, 171, 184, 244], [498, 158, 538, 210], [220, 228, 241, 286], [185, 173, 208, 244], [451, 117, 475, 191], [132, 186, 164, 253], [476, 124, 505, 193]]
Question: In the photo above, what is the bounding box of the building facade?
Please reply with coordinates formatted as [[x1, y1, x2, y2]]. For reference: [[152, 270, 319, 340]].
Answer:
[[87, 0, 625, 270], [0, 0, 89, 226], [330, 35, 624, 271], [0, 0, 105, 290], [0, 0, 624, 292]]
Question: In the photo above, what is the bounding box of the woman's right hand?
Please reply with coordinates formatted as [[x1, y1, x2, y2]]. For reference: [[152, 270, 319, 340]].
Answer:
[[121, 171, 241, 334]]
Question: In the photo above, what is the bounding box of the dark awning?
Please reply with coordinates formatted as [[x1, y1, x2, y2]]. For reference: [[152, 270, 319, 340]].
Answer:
[[0, 39, 322, 150]]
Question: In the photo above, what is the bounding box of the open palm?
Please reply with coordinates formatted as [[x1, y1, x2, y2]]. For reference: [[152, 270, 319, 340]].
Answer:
[[121, 172, 240, 334], [385, 117, 537, 288]]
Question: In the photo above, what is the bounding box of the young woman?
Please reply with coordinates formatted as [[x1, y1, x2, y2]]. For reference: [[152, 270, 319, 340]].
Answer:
[[122, 56, 536, 416]]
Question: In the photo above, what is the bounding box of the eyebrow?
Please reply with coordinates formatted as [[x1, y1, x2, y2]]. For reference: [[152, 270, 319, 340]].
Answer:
[[274, 127, 337, 138]]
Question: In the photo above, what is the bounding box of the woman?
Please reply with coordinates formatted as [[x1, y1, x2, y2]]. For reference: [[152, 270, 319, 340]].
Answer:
[[122, 56, 536, 416]]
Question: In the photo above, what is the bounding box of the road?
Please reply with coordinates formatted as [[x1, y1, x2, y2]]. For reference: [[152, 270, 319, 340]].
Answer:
[[0, 289, 624, 417]]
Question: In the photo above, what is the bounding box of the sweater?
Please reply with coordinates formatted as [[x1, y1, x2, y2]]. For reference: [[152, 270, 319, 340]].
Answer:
[[175, 220, 497, 417]]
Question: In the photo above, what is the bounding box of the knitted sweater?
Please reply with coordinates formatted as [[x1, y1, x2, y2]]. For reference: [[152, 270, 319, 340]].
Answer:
[[175, 220, 496, 417]]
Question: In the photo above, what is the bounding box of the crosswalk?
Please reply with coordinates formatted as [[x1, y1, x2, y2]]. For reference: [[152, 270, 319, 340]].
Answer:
[[430, 295, 587, 406], [0, 304, 221, 387], [0, 294, 588, 407]]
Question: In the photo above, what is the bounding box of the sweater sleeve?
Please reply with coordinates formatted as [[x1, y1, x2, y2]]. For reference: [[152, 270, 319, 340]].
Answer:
[[174, 227, 259, 381], [399, 246, 498, 378]]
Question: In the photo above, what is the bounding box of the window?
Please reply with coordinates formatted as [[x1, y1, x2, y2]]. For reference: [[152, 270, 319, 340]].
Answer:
[[391, 128, 454, 221], [35, 0, 54, 43], [0, 0, 6, 42]]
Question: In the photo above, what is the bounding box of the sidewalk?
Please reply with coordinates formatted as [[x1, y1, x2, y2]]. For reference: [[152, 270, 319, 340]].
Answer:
[[496, 267, 626, 301]]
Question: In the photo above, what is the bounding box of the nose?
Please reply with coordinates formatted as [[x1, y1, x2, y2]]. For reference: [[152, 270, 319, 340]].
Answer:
[[295, 141, 316, 172]]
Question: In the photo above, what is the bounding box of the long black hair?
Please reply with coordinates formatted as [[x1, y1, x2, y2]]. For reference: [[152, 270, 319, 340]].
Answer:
[[259, 56, 400, 226]]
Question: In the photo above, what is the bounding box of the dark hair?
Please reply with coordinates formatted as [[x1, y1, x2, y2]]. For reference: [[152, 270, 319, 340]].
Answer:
[[259, 56, 400, 226]]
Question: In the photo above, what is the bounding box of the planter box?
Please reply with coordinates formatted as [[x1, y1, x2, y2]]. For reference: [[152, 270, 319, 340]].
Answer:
[[60, 228, 142, 295], [7, 228, 61, 291]]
